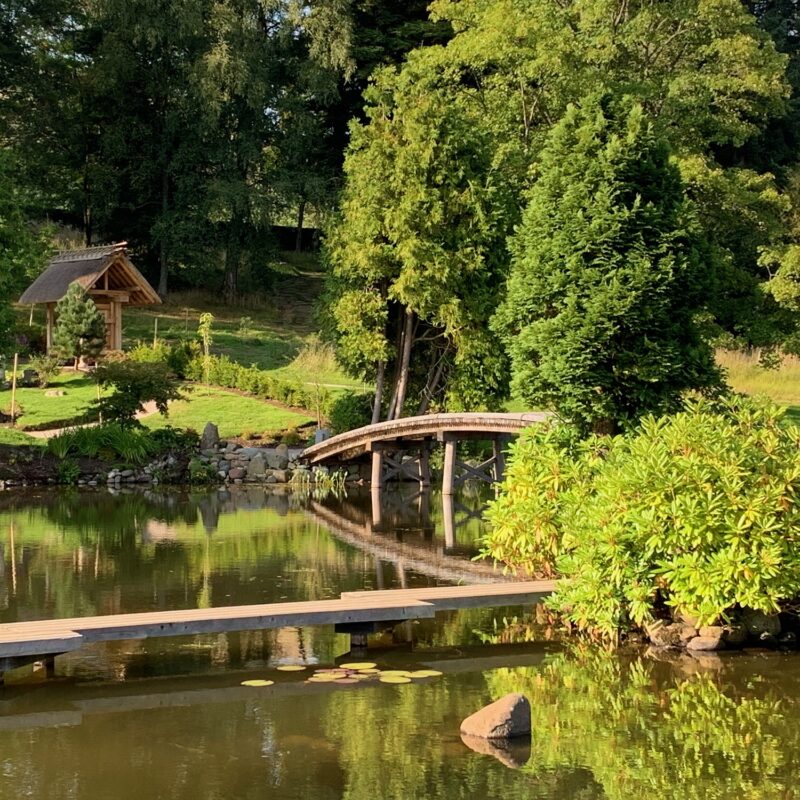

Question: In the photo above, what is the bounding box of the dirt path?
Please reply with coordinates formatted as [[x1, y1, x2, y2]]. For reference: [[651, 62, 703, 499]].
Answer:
[[24, 401, 160, 440]]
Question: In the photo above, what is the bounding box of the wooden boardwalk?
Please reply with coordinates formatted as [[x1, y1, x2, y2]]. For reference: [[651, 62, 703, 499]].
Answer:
[[0, 582, 554, 669]]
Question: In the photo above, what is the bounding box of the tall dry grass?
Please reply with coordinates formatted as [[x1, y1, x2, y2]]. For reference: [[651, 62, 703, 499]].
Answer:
[[717, 349, 800, 406]]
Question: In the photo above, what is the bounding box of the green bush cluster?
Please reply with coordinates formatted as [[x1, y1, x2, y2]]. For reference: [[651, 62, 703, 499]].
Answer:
[[184, 354, 326, 413], [483, 398, 800, 635], [47, 423, 198, 465], [128, 340, 199, 378], [327, 391, 373, 434]]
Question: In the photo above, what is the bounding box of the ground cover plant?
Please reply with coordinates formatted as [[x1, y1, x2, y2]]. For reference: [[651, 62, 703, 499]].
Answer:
[[483, 397, 800, 636]]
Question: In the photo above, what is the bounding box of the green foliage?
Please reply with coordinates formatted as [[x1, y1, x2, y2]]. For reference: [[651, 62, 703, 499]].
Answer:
[[187, 456, 217, 484], [92, 359, 182, 424], [484, 398, 800, 635], [47, 423, 155, 464], [184, 353, 321, 412], [0, 150, 51, 356], [52, 283, 106, 365], [128, 339, 199, 378], [327, 391, 373, 434], [56, 458, 81, 485], [26, 354, 61, 388], [495, 95, 720, 432]]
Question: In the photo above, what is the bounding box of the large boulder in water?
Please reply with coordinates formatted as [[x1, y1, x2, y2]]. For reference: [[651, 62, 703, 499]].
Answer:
[[460, 694, 531, 740]]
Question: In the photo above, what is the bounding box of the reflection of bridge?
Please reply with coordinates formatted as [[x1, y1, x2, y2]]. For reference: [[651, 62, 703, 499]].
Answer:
[[303, 412, 548, 494]]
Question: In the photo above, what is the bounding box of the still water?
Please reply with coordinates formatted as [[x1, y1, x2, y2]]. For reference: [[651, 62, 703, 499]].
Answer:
[[0, 487, 798, 799]]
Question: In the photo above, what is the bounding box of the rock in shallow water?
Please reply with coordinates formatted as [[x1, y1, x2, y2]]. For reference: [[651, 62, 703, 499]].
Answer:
[[460, 733, 531, 769], [460, 693, 531, 740]]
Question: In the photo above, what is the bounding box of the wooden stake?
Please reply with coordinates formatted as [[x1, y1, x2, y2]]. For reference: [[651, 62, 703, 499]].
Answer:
[[9, 353, 18, 427], [153, 317, 158, 348]]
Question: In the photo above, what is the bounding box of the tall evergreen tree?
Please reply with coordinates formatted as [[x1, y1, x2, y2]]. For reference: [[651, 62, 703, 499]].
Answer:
[[52, 283, 107, 367], [494, 96, 720, 433]]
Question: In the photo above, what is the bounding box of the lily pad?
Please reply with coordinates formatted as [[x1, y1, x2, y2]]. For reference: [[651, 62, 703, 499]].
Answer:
[[339, 662, 377, 670], [379, 675, 412, 684], [241, 679, 275, 687], [358, 668, 381, 674], [408, 670, 443, 678], [276, 665, 307, 672], [307, 675, 337, 683], [378, 670, 412, 677], [333, 677, 359, 684]]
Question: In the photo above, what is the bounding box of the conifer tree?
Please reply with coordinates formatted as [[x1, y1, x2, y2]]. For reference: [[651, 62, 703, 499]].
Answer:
[[494, 95, 721, 433], [53, 283, 106, 367]]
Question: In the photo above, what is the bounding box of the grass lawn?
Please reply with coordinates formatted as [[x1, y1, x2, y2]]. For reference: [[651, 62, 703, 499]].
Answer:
[[0, 372, 102, 430], [141, 385, 314, 439], [0, 427, 42, 446]]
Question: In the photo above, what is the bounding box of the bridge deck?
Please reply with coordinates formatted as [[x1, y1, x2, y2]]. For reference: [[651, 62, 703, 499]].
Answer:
[[0, 582, 554, 662], [303, 412, 549, 464]]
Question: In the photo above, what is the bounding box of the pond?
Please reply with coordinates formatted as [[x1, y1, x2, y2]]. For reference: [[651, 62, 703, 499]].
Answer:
[[0, 486, 798, 799]]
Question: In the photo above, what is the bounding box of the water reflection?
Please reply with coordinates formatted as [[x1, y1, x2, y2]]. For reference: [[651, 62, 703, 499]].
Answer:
[[0, 489, 798, 798]]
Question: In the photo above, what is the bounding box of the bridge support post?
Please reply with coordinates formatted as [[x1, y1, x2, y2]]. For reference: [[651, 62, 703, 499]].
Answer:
[[442, 435, 457, 495], [493, 436, 509, 483], [418, 442, 432, 488], [442, 493, 456, 550], [370, 451, 384, 489]]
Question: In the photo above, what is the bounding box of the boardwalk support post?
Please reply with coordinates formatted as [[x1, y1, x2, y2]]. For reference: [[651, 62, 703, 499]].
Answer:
[[442, 435, 457, 495]]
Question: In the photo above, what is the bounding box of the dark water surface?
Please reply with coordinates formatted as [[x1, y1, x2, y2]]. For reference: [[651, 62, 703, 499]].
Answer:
[[0, 487, 798, 799]]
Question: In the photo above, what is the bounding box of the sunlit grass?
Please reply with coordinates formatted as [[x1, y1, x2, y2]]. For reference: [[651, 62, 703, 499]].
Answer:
[[0, 427, 42, 446], [141, 385, 314, 439]]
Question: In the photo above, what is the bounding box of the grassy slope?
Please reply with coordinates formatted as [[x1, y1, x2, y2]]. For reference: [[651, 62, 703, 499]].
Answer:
[[0, 372, 103, 429], [141, 386, 313, 439]]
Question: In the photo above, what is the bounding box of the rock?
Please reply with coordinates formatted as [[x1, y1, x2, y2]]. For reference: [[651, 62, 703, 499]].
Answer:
[[741, 609, 781, 638], [687, 635, 725, 652], [225, 442, 240, 453], [271, 469, 290, 483], [779, 631, 798, 650], [460, 694, 531, 740], [44, 389, 66, 397], [275, 443, 289, 458], [266, 450, 289, 470], [200, 422, 220, 450], [246, 455, 267, 479], [699, 626, 725, 639], [266, 474, 278, 484], [460, 733, 530, 769], [120, 469, 134, 478], [723, 624, 747, 647], [201, 449, 217, 458], [228, 467, 246, 480], [648, 621, 689, 649]]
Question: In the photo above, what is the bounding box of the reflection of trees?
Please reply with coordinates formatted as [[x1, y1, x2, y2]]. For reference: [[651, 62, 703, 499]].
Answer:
[[487, 648, 799, 800], [322, 674, 601, 799]]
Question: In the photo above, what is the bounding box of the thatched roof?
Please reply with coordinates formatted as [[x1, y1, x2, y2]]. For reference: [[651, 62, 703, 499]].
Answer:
[[19, 242, 161, 305]]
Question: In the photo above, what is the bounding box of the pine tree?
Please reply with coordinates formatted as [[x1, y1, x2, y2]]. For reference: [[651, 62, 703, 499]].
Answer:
[[494, 95, 721, 433], [52, 283, 106, 367]]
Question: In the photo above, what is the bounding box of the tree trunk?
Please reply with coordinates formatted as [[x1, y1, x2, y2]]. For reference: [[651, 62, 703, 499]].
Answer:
[[157, 168, 169, 297], [83, 156, 93, 246], [372, 360, 385, 424], [418, 347, 447, 415], [223, 224, 241, 304], [295, 199, 306, 252], [391, 308, 414, 420]]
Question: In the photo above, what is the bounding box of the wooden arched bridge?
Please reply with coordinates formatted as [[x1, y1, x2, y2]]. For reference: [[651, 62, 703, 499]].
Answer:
[[303, 412, 548, 494]]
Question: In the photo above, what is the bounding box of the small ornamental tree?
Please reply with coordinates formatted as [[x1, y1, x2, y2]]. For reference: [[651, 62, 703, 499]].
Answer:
[[93, 359, 182, 424], [52, 283, 106, 367], [494, 95, 721, 433]]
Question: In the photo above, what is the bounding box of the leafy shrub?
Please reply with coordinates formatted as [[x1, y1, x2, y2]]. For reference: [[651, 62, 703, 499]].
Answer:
[[184, 353, 316, 412], [93, 359, 182, 423], [128, 340, 199, 379], [483, 398, 800, 635], [13, 322, 47, 356], [187, 456, 217, 484], [56, 459, 81, 485], [327, 391, 373, 434], [27, 354, 61, 388], [47, 423, 159, 464]]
